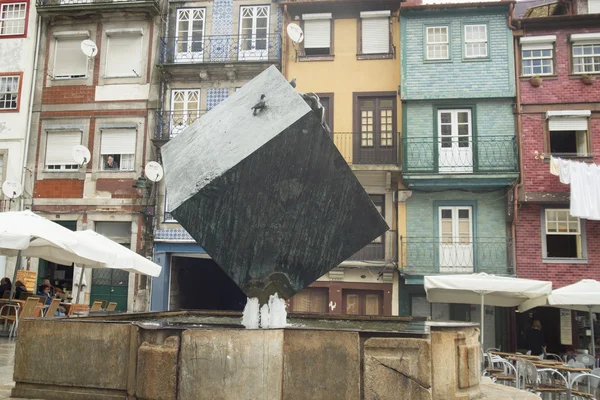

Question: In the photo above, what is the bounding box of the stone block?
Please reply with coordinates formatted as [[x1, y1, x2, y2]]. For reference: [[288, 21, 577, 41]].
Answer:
[[363, 337, 432, 400], [136, 336, 179, 400], [162, 65, 388, 300]]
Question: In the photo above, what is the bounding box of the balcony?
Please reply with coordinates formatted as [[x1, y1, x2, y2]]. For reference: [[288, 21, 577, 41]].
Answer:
[[158, 34, 282, 80], [153, 110, 206, 145], [333, 132, 400, 168], [35, 0, 160, 15], [400, 237, 514, 276], [345, 230, 397, 265], [402, 136, 519, 188]]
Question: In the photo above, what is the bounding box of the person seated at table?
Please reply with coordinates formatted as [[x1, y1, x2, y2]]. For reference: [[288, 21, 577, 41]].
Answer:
[[37, 285, 53, 306], [0, 277, 11, 298], [14, 280, 28, 299], [526, 320, 546, 356], [37, 280, 56, 297]]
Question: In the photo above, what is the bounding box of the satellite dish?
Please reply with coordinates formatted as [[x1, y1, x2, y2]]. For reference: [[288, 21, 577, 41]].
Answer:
[[81, 40, 98, 58], [2, 181, 23, 199], [286, 24, 304, 44], [145, 161, 164, 182], [72, 145, 91, 166]]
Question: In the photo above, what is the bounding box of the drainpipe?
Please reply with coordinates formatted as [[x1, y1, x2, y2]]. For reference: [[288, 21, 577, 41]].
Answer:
[[20, 14, 42, 211]]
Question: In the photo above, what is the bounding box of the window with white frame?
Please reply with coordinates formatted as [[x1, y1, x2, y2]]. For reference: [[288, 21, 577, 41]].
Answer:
[[588, 0, 600, 13], [303, 13, 332, 56], [0, 75, 19, 110], [360, 11, 390, 55], [164, 191, 176, 222], [571, 33, 600, 74], [543, 209, 585, 259], [0, 3, 26, 36], [464, 24, 487, 58], [426, 26, 449, 60], [45, 131, 81, 171], [105, 29, 143, 78], [100, 129, 136, 171], [547, 111, 590, 157], [53, 34, 89, 79], [520, 35, 555, 76]]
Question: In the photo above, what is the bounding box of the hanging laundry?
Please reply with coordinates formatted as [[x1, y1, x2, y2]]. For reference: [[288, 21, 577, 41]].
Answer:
[[550, 157, 600, 220]]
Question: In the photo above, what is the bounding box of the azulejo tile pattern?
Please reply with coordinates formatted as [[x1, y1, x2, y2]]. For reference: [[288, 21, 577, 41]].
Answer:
[[211, 0, 233, 36], [207, 88, 229, 110], [154, 228, 196, 242], [276, 7, 283, 55]]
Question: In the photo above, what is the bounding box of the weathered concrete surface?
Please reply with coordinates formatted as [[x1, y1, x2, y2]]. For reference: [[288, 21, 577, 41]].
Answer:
[[479, 378, 541, 399], [282, 330, 360, 400], [162, 65, 388, 301], [178, 329, 284, 400], [363, 337, 432, 400], [136, 336, 179, 400]]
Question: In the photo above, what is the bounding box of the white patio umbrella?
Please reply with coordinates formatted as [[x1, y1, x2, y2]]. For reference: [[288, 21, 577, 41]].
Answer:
[[520, 279, 600, 356], [425, 273, 552, 345]]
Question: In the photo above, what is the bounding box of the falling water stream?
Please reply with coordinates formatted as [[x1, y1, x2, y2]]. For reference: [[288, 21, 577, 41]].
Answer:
[[241, 293, 287, 329]]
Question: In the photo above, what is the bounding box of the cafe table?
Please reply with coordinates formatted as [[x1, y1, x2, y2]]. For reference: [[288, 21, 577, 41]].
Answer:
[[532, 362, 595, 400]]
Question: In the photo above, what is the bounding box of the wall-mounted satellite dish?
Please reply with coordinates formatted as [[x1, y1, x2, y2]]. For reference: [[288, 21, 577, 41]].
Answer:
[[2, 181, 23, 200], [72, 145, 91, 166], [286, 24, 304, 44], [81, 40, 98, 58], [145, 161, 164, 182]]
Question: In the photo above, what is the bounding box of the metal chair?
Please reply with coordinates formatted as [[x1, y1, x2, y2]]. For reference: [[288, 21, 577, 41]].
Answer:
[[577, 354, 596, 368], [491, 358, 518, 388], [0, 298, 41, 338], [90, 301, 103, 312], [106, 302, 117, 312], [568, 369, 599, 399], [522, 360, 568, 399], [43, 299, 62, 318], [545, 353, 564, 363]]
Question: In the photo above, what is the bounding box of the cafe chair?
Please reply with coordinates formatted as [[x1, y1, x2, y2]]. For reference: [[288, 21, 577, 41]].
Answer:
[[521, 360, 568, 399], [491, 358, 518, 388], [106, 302, 117, 312], [1, 292, 11, 299], [577, 354, 596, 368], [0, 297, 40, 338], [568, 369, 599, 399], [90, 301, 103, 312], [43, 299, 62, 318], [544, 353, 564, 363]]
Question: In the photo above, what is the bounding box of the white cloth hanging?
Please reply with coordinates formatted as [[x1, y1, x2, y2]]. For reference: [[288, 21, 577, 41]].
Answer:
[[550, 157, 600, 220]]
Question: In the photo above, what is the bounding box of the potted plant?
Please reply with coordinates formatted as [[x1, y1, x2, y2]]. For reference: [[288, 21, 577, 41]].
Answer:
[[581, 74, 595, 85], [529, 75, 543, 87]]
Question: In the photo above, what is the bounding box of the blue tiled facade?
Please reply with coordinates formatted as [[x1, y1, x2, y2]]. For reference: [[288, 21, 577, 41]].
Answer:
[[211, 0, 234, 36], [207, 88, 229, 110]]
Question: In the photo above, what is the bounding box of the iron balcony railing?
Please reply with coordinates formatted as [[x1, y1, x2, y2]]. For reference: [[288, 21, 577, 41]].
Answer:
[[402, 136, 518, 174], [159, 34, 282, 65], [399, 237, 514, 275], [347, 230, 397, 262], [36, 0, 158, 8], [332, 132, 400, 165], [155, 110, 207, 140]]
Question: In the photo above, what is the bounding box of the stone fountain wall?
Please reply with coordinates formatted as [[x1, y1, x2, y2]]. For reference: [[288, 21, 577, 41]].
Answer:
[[12, 316, 482, 400]]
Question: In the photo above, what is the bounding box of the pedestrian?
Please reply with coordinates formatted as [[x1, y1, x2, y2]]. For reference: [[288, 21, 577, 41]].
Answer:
[[526, 320, 546, 356]]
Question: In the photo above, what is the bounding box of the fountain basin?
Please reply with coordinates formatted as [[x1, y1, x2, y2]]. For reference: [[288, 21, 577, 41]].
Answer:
[[12, 311, 482, 400]]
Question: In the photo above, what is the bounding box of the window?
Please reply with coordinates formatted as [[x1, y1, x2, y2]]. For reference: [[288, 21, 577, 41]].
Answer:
[[45, 131, 81, 171], [426, 26, 449, 60], [170, 89, 200, 137], [100, 129, 136, 171], [343, 290, 383, 316], [105, 29, 143, 78], [438, 109, 473, 173], [95, 221, 131, 243], [0, 75, 19, 110], [439, 206, 473, 271], [239, 6, 269, 61], [0, 3, 26, 36], [175, 8, 205, 62], [302, 13, 331, 56], [360, 11, 390, 55], [290, 288, 328, 313], [164, 191, 176, 222], [547, 112, 590, 157], [464, 24, 487, 58], [589, 0, 600, 13], [520, 35, 555, 76], [53, 35, 89, 79], [543, 209, 585, 260], [571, 33, 600, 74]]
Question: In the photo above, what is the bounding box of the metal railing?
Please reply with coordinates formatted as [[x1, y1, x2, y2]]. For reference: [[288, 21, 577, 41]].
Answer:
[[159, 34, 282, 64], [402, 136, 518, 174], [399, 237, 514, 275], [332, 132, 400, 165], [347, 230, 397, 262], [36, 0, 158, 7], [155, 110, 207, 140]]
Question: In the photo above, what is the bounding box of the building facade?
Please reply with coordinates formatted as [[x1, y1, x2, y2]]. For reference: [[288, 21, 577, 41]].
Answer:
[[150, 0, 283, 311], [513, 0, 600, 353], [0, 0, 38, 277], [25, 0, 162, 311], [399, 1, 519, 349], [281, 0, 402, 316]]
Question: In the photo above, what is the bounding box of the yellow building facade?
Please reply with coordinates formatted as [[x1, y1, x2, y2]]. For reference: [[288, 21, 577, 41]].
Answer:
[[280, 0, 405, 316]]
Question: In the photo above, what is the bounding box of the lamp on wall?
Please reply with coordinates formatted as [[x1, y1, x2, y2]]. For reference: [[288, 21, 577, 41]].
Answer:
[[133, 176, 149, 197]]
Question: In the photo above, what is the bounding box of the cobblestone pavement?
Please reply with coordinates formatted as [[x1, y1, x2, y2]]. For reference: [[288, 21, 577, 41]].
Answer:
[[0, 338, 41, 400]]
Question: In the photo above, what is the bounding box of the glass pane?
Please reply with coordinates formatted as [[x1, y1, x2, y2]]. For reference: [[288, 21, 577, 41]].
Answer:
[[441, 209, 452, 219], [365, 295, 379, 316], [458, 209, 470, 219], [346, 294, 359, 315], [440, 112, 451, 124], [457, 112, 469, 124], [547, 210, 557, 222], [310, 290, 327, 313], [361, 100, 374, 108], [380, 99, 393, 108], [441, 125, 451, 136], [292, 291, 310, 312]]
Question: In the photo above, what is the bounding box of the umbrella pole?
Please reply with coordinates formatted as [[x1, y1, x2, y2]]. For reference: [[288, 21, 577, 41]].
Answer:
[[8, 250, 22, 306], [75, 266, 85, 305], [590, 307, 595, 358], [480, 293, 485, 347]]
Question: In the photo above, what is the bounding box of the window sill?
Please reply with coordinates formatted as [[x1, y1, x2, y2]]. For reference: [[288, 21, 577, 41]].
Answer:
[[0, 108, 19, 113], [545, 154, 594, 162], [542, 257, 588, 264], [356, 53, 394, 60], [462, 57, 491, 62], [568, 74, 600, 80], [93, 171, 137, 180], [520, 74, 558, 80], [298, 55, 335, 62], [0, 34, 27, 39], [41, 170, 85, 180], [424, 58, 453, 64], [103, 75, 141, 79]]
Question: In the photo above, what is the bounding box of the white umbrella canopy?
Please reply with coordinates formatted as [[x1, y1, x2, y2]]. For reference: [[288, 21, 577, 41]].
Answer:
[[425, 273, 553, 344]]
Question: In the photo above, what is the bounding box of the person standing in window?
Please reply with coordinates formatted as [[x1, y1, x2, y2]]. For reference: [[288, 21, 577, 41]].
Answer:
[[105, 155, 119, 170]]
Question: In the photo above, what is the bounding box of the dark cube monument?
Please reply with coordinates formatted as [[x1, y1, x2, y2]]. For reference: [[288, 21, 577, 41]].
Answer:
[[162, 66, 388, 302]]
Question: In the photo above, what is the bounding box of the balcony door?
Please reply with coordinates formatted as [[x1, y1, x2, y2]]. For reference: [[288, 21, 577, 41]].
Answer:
[[238, 6, 269, 61], [438, 109, 473, 173], [354, 96, 396, 164], [348, 195, 385, 261], [170, 90, 200, 137], [343, 290, 383, 316], [439, 206, 473, 273], [175, 8, 205, 63]]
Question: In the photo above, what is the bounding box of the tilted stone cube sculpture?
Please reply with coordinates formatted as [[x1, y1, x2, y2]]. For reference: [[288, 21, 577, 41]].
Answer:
[[162, 66, 388, 302]]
